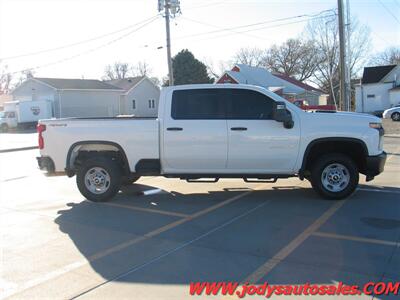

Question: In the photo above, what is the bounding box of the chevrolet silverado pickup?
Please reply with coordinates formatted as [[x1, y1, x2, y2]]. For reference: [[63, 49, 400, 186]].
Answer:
[[37, 84, 387, 201]]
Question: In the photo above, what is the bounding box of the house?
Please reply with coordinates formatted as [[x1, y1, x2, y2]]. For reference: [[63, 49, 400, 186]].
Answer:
[[11, 76, 160, 118], [12, 78, 123, 118], [355, 64, 400, 113], [0, 94, 13, 111], [105, 76, 160, 117], [216, 64, 325, 105]]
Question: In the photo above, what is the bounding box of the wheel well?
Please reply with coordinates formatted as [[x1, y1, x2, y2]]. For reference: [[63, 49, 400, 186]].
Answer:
[[302, 139, 368, 176], [66, 142, 130, 176]]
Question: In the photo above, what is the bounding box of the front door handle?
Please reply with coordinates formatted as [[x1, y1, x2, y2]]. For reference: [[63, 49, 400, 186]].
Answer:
[[230, 127, 247, 131], [167, 127, 183, 131]]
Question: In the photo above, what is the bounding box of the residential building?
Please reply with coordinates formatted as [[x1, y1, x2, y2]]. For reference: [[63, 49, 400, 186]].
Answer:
[[11, 76, 160, 118], [217, 64, 325, 105], [105, 76, 160, 117], [355, 64, 400, 113], [12, 78, 123, 118]]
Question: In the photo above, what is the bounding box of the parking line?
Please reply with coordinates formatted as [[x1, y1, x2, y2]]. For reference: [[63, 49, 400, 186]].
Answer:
[[72, 199, 272, 299], [357, 187, 400, 194], [312, 231, 399, 247], [2, 187, 260, 299], [101, 202, 190, 218], [243, 199, 347, 283]]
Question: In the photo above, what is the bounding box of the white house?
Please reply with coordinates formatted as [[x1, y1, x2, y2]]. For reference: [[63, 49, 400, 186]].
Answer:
[[217, 64, 326, 105], [11, 76, 160, 118], [12, 78, 123, 118], [105, 76, 160, 117], [355, 64, 400, 113]]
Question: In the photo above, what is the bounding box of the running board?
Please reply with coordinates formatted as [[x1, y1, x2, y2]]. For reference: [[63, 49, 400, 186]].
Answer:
[[185, 178, 220, 183], [243, 178, 278, 183]]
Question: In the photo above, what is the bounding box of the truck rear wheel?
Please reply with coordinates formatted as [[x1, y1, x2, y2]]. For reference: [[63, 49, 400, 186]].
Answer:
[[76, 157, 122, 202], [310, 153, 358, 200]]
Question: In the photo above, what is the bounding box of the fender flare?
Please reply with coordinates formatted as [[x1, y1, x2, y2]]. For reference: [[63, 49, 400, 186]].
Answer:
[[298, 137, 368, 179], [65, 140, 130, 176]]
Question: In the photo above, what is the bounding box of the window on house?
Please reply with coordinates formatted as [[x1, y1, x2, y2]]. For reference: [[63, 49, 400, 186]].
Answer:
[[367, 94, 375, 98], [132, 100, 136, 109], [149, 99, 155, 108]]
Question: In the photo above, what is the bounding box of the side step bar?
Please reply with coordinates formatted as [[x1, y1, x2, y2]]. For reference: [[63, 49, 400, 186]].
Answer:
[[185, 178, 219, 183], [243, 178, 278, 183], [183, 177, 278, 183]]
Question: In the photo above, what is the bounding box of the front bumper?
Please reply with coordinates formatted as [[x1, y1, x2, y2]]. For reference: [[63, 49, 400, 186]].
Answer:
[[37, 156, 55, 173], [364, 151, 387, 180]]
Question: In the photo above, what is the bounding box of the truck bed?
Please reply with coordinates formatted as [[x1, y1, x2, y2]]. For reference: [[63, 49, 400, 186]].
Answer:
[[39, 118, 159, 173]]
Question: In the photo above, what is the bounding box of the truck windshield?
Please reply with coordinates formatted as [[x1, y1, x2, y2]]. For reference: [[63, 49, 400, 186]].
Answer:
[[0, 112, 4, 118], [4, 111, 15, 118]]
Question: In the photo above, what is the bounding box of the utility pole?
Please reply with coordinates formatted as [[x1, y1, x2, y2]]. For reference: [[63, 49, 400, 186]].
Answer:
[[345, 0, 351, 111], [338, 0, 348, 111], [158, 0, 180, 86]]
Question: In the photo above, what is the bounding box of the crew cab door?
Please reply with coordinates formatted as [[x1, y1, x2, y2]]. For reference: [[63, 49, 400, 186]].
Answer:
[[162, 88, 228, 172], [226, 89, 300, 173]]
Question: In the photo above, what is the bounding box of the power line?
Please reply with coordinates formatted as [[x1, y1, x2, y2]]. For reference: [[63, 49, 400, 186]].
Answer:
[[7, 16, 160, 75], [377, 0, 400, 24], [0, 15, 160, 61], [173, 13, 336, 44], [174, 10, 336, 41]]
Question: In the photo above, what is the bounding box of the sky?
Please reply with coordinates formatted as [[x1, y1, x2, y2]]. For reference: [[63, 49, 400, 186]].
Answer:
[[0, 0, 399, 81]]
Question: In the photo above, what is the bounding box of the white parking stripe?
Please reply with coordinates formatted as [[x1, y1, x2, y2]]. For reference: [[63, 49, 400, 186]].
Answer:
[[243, 199, 347, 283], [1, 186, 262, 299], [312, 231, 399, 247]]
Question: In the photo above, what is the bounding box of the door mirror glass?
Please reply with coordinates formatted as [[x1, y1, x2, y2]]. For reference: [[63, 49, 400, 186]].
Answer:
[[272, 101, 294, 129]]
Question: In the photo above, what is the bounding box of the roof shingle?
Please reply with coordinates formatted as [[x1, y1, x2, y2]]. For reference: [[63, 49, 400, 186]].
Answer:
[[361, 65, 397, 84], [34, 78, 122, 90], [105, 77, 144, 91]]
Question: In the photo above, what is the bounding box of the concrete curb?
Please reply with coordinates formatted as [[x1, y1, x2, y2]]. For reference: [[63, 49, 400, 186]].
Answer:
[[0, 146, 38, 153]]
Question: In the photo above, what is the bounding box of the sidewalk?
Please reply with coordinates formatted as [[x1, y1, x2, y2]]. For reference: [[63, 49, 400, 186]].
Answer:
[[0, 131, 38, 153]]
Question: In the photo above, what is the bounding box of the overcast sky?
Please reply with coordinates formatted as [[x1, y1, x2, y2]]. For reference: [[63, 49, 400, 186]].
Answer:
[[0, 0, 399, 81]]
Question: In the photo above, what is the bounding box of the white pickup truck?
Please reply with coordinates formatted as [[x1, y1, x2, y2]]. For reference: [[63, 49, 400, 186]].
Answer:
[[37, 84, 386, 201]]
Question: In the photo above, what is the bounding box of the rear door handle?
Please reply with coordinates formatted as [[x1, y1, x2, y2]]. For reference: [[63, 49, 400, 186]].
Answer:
[[230, 127, 247, 131], [167, 127, 183, 131]]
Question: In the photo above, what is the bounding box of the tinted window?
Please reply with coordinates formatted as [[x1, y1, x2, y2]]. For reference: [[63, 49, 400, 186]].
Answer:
[[171, 89, 226, 119], [228, 89, 273, 119]]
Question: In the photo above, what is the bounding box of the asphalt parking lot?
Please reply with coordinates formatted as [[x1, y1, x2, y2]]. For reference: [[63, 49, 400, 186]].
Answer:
[[0, 136, 399, 299]]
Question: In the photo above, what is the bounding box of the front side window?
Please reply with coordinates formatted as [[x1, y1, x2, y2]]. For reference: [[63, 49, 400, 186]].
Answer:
[[171, 89, 226, 119], [228, 89, 273, 119]]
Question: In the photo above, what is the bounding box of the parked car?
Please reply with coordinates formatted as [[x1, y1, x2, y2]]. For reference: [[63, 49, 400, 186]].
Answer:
[[383, 105, 400, 121], [1, 100, 53, 131], [37, 84, 386, 202]]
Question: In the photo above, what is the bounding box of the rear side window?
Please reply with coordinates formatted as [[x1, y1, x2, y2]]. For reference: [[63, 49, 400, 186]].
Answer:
[[171, 89, 226, 119], [228, 89, 273, 119]]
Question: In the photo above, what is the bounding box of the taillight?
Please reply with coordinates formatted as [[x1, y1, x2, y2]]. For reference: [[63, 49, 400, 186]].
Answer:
[[37, 124, 46, 149]]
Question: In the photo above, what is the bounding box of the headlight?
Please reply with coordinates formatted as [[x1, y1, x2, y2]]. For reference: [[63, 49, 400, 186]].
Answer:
[[369, 122, 382, 129]]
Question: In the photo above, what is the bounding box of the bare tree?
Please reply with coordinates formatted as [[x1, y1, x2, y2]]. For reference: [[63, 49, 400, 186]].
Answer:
[[132, 61, 152, 77], [262, 38, 321, 82], [203, 57, 232, 80], [103, 62, 129, 80], [370, 47, 400, 65], [233, 47, 266, 67], [306, 16, 371, 104], [0, 63, 12, 94]]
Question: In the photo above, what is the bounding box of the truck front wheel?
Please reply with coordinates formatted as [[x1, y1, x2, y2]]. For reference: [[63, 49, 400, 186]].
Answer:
[[310, 153, 359, 200], [76, 157, 122, 202]]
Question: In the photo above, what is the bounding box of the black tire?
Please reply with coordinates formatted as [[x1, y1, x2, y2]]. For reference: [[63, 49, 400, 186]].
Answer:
[[310, 153, 359, 200], [1, 123, 8, 133], [391, 112, 400, 122], [76, 157, 122, 202], [121, 175, 140, 186]]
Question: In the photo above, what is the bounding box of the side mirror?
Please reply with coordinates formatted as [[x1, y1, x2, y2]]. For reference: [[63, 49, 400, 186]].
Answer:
[[272, 101, 294, 129]]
